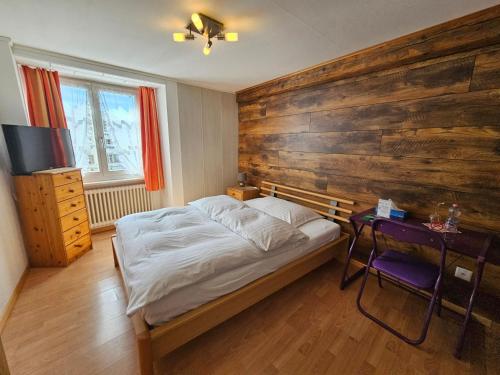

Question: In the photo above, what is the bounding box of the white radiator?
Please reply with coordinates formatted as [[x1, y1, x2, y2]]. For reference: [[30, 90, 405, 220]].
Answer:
[[84, 183, 153, 229]]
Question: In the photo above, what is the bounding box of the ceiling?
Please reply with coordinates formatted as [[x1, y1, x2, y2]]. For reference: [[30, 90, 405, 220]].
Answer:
[[0, 0, 497, 93]]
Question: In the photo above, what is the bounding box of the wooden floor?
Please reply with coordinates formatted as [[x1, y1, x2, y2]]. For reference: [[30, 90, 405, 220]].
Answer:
[[1, 231, 499, 375]]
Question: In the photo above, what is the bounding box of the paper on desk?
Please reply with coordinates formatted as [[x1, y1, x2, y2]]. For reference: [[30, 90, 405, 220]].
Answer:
[[377, 199, 393, 218]]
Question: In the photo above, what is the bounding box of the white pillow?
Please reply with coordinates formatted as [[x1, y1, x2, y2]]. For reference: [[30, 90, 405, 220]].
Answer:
[[188, 195, 246, 219], [218, 206, 308, 251], [245, 196, 322, 228]]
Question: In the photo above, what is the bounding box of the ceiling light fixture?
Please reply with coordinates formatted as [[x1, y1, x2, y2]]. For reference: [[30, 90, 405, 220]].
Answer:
[[172, 13, 238, 55]]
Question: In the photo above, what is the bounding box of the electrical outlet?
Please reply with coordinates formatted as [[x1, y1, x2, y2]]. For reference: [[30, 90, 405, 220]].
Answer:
[[454, 266, 473, 282]]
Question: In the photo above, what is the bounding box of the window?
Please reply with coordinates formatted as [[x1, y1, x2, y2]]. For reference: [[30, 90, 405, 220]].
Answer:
[[60, 78, 143, 182]]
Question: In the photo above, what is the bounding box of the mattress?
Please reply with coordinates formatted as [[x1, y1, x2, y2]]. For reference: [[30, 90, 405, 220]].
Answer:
[[115, 218, 340, 326]]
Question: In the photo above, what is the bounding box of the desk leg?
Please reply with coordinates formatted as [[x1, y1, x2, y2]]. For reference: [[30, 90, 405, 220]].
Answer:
[[454, 257, 486, 359], [339, 222, 366, 290]]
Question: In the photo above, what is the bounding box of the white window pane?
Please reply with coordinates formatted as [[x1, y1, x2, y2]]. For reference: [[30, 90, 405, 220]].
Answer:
[[61, 84, 100, 173], [98, 89, 142, 175]]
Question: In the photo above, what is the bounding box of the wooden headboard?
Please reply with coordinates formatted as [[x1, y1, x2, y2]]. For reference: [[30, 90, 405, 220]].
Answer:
[[259, 181, 355, 223]]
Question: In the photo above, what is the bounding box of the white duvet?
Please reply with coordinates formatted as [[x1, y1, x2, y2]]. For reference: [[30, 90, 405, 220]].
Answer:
[[116, 199, 308, 316]]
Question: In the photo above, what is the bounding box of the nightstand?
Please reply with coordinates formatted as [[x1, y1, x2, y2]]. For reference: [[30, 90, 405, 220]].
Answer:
[[226, 186, 260, 201]]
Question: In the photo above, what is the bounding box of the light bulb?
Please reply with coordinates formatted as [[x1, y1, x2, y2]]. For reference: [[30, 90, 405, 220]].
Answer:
[[225, 32, 238, 42], [203, 40, 212, 55], [191, 13, 203, 32], [172, 33, 186, 42]]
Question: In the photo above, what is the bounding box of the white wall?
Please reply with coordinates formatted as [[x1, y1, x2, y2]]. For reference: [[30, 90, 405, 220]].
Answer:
[[162, 82, 184, 206], [176, 83, 238, 203], [0, 37, 29, 318]]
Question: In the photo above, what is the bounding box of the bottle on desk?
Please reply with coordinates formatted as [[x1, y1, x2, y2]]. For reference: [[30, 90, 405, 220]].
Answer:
[[444, 203, 461, 232]]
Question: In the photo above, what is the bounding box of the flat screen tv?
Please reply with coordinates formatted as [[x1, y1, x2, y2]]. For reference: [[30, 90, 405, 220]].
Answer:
[[2, 124, 76, 175]]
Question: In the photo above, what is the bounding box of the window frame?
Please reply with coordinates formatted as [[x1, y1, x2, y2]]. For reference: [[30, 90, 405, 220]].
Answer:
[[60, 77, 143, 183]]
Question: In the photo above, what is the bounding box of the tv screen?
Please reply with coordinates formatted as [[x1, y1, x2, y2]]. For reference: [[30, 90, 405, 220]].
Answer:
[[2, 124, 76, 175]]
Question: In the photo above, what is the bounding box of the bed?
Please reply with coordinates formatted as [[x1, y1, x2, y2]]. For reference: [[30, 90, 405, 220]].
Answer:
[[112, 181, 354, 374]]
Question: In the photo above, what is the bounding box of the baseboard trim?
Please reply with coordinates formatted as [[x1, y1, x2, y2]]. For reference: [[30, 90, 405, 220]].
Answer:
[[348, 258, 492, 328], [91, 225, 115, 234], [0, 267, 29, 334]]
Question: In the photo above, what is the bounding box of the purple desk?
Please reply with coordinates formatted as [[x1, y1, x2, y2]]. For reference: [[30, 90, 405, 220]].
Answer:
[[340, 208, 494, 358]]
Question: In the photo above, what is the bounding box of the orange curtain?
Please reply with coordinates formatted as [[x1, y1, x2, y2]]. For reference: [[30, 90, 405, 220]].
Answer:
[[22, 65, 68, 166], [21, 65, 67, 129], [139, 86, 165, 191]]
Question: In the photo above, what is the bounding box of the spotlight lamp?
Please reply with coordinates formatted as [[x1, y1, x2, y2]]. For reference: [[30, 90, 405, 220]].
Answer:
[[203, 40, 213, 56], [191, 13, 204, 32], [172, 33, 186, 42], [224, 32, 238, 42], [172, 13, 238, 55]]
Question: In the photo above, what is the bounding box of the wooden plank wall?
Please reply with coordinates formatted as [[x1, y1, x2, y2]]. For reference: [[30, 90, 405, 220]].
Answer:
[[237, 5, 500, 320]]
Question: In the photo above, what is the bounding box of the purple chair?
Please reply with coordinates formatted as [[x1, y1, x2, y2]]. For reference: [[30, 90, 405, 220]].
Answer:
[[356, 218, 447, 345]]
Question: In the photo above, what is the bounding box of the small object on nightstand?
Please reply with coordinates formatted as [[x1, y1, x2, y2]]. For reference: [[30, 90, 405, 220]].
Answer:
[[237, 172, 247, 187], [226, 185, 259, 201]]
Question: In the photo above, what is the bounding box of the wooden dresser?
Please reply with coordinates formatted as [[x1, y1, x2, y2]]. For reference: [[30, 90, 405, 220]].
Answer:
[[14, 167, 92, 267]]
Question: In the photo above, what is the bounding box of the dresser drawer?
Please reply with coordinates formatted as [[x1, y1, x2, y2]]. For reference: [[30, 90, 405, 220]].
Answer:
[[226, 187, 260, 201], [57, 195, 86, 217], [66, 234, 92, 261], [63, 220, 90, 246], [227, 189, 243, 200], [54, 181, 83, 202], [52, 170, 82, 187], [60, 208, 88, 232]]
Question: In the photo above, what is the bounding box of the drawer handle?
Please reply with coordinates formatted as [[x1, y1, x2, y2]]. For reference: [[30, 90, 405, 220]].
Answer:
[[74, 244, 83, 248], [68, 189, 75, 193], [75, 231, 81, 235], [73, 217, 79, 221], [70, 203, 77, 207], [66, 176, 72, 179]]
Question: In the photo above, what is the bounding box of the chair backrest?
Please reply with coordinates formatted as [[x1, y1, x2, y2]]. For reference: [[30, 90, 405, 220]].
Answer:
[[371, 218, 447, 268]]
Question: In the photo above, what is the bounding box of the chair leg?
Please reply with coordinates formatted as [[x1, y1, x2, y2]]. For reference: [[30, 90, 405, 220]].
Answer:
[[356, 251, 376, 313], [357, 267, 442, 346], [413, 280, 442, 344], [436, 285, 442, 317], [377, 270, 383, 288]]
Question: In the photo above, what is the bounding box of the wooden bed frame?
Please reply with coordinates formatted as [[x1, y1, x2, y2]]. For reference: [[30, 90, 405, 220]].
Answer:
[[112, 181, 354, 374]]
